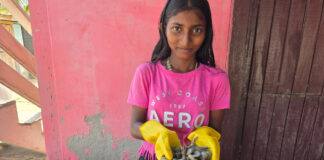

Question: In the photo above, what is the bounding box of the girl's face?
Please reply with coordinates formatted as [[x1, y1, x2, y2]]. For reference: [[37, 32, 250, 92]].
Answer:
[[165, 9, 206, 60]]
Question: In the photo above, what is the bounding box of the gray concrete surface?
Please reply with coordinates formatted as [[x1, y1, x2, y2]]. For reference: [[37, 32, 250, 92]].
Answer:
[[0, 142, 46, 160]]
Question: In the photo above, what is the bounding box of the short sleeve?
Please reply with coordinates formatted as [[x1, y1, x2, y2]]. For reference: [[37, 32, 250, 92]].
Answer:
[[210, 73, 231, 110], [127, 63, 151, 108]]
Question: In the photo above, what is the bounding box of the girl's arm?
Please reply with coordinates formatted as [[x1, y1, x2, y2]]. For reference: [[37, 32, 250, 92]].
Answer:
[[130, 105, 147, 140], [209, 109, 226, 134]]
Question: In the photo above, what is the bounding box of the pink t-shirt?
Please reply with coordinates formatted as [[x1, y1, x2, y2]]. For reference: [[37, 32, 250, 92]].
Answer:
[[127, 61, 230, 159]]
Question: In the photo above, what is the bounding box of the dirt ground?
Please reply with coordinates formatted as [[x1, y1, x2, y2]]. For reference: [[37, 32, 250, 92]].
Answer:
[[0, 143, 46, 160]]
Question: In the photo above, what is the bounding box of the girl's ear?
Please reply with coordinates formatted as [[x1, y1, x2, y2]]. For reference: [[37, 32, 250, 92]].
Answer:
[[159, 23, 163, 31]]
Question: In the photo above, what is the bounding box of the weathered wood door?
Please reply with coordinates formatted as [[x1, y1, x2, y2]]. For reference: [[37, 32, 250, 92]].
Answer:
[[221, 0, 324, 159]]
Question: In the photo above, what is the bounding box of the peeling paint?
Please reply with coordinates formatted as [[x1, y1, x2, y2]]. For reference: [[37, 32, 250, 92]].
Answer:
[[65, 106, 71, 110], [122, 152, 132, 160], [67, 112, 141, 160], [111, 144, 117, 149], [60, 117, 64, 124]]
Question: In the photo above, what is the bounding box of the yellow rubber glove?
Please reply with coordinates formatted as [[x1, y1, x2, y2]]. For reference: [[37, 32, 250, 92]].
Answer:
[[140, 120, 181, 160], [187, 126, 221, 160]]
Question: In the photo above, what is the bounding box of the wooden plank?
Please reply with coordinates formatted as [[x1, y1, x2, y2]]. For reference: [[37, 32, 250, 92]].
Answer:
[[0, 60, 40, 107], [240, 93, 262, 160], [0, 25, 37, 76], [248, 0, 275, 93], [266, 96, 290, 160], [221, 0, 254, 159], [307, 7, 324, 95], [280, 96, 304, 160], [292, 0, 324, 94], [0, 101, 45, 152], [259, 0, 293, 156], [222, 0, 261, 159], [293, 96, 319, 159], [252, 94, 276, 160], [240, 0, 275, 159], [277, 0, 307, 94], [0, 23, 17, 69], [307, 97, 324, 160], [263, 0, 291, 94], [0, 0, 31, 35]]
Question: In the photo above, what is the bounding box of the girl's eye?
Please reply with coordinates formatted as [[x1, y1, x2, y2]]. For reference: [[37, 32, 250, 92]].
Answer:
[[171, 26, 181, 32], [193, 28, 202, 33]]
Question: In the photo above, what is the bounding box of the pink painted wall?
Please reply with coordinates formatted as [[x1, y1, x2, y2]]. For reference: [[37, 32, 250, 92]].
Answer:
[[29, 0, 233, 159]]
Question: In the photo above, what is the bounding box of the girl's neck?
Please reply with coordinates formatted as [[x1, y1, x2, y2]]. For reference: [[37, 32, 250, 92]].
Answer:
[[167, 55, 197, 73]]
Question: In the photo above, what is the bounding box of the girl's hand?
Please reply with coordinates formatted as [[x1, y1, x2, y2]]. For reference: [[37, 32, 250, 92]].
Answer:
[[140, 120, 181, 160], [187, 126, 221, 160]]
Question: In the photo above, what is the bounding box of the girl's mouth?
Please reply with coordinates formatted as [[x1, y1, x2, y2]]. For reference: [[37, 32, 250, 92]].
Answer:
[[177, 47, 193, 53]]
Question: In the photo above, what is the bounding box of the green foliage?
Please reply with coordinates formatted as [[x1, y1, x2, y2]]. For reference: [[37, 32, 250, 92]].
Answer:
[[22, 5, 29, 15], [0, 4, 10, 15], [16, 0, 30, 15], [0, 0, 29, 15]]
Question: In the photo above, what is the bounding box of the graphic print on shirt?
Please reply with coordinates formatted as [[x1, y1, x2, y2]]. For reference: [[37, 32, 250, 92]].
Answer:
[[147, 88, 208, 132]]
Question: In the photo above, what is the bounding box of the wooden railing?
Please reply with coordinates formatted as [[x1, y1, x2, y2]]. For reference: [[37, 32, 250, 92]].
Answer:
[[0, 25, 40, 106], [0, 0, 45, 153], [0, 25, 36, 76]]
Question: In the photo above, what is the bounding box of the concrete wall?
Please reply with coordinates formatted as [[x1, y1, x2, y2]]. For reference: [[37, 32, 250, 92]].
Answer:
[[29, 0, 233, 159]]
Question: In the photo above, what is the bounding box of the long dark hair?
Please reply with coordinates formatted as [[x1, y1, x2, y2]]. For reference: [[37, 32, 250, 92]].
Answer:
[[151, 0, 215, 67]]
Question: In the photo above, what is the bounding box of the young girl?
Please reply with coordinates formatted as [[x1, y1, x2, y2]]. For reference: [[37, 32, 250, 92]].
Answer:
[[127, 0, 231, 160]]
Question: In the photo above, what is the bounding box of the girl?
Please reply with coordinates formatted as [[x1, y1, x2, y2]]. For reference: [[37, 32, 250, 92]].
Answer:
[[127, 0, 231, 160]]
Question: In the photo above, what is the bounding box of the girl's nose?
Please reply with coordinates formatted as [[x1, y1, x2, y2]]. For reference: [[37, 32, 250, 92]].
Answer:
[[180, 32, 191, 47]]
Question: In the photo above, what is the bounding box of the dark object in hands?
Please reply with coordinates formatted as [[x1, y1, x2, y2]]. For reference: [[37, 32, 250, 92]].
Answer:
[[161, 137, 212, 160]]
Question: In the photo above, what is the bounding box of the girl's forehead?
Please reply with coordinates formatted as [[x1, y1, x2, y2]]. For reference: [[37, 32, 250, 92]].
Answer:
[[167, 9, 206, 25]]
